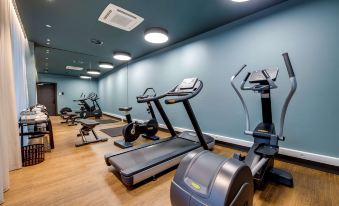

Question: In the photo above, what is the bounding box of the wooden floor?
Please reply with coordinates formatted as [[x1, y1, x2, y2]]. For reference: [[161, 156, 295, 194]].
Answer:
[[3, 116, 339, 206]]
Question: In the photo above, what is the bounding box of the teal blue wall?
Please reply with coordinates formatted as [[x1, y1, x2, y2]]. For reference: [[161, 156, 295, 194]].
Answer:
[[25, 42, 38, 106], [38, 74, 98, 112], [98, 0, 339, 157]]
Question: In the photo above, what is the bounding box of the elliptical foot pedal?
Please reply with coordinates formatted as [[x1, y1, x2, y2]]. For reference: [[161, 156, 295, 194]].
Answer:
[[114, 140, 133, 149], [142, 135, 160, 141], [255, 145, 278, 157], [233, 153, 245, 161], [268, 167, 294, 187]]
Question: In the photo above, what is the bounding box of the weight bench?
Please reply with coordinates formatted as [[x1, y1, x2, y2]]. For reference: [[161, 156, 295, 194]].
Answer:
[[60, 112, 79, 126], [76, 119, 108, 147]]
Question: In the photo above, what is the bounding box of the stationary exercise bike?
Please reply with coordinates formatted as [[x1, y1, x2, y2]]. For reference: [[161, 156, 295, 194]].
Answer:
[[114, 88, 160, 149], [171, 53, 297, 206]]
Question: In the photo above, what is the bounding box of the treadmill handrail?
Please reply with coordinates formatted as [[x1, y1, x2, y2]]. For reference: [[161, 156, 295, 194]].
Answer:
[[164, 80, 203, 104], [137, 93, 167, 103], [136, 88, 157, 103]]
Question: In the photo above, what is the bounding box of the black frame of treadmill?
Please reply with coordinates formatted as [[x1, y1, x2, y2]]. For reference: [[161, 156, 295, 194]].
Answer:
[[110, 138, 204, 176], [105, 80, 211, 167]]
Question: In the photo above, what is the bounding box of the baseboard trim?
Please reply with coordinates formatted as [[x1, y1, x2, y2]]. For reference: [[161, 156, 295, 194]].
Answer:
[[103, 111, 339, 168]]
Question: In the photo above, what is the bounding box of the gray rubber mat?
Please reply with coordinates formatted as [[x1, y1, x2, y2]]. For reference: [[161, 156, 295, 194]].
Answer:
[[100, 126, 124, 137], [96, 119, 119, 124]]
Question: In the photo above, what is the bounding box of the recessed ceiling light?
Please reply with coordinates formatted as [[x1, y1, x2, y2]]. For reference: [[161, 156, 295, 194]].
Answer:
[[231, 0, 249, 2], [46, 42, 50, 45], [45, 57, 48, 60], [90, 38, 103, 46], [66, 66, 84, 71], [113, 52, 132, 61], [46, 38, 50, 42], [87, 69, 101, 75], [99, 62, 114, 69], [80, 75, 92, 79], [46, 24, 52, 28], [144, 28, 169, 44]]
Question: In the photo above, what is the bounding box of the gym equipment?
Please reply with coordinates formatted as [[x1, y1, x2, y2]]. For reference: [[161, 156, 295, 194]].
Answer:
[[74, 93, 102, 119], [60, 107, 72, 121], [115, 88, 160, 149], [104, 78, 215, 187], [60, 107, 78, 126], [170, 53, 297, 206], [75, 119, 108, 147]]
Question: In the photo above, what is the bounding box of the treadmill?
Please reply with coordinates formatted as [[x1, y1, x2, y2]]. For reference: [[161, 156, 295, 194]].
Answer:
[[104, 78, 215, 187]]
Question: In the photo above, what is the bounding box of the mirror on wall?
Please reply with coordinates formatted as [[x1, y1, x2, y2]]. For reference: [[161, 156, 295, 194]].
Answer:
[[35, 45, 114, 78]]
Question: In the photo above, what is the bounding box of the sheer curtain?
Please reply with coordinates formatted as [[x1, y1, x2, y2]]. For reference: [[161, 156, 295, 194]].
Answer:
[[0, 0, 29, 203], [11, 2, 29, 117]]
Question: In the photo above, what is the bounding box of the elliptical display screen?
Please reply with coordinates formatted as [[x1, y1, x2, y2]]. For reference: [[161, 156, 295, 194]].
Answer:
[[249, 68, 279, 83]]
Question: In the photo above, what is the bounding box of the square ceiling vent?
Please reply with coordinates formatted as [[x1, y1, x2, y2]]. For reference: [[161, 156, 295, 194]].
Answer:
[[98, 4, 144, 31]]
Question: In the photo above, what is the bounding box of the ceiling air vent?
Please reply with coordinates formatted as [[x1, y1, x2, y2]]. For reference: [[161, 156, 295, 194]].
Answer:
[[98, 4, 144, 31], [66, 66, 83, 71]]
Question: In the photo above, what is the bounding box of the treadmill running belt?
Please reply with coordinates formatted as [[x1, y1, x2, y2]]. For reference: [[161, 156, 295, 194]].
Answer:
[[108, 138, 199, 176]]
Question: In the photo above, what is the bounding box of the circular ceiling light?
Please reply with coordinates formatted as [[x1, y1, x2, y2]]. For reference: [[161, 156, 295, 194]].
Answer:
[[46, 24, 52, 28], [87, 69, 101, 75], [80, 75, 92, 79], [113, 52, 132, 61], [144, 28, 169, 44], [99, 62, 114, 69], [90, 38, 103, 46]]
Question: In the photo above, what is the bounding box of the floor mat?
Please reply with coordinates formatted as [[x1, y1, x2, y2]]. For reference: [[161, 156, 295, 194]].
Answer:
[[96, 119, 119, 124], [100, 126, 124, 137]]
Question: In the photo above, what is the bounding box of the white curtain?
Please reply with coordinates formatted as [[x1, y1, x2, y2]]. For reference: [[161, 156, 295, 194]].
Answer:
[[0, 0, 29, 203], [11, 2, 29, 117]]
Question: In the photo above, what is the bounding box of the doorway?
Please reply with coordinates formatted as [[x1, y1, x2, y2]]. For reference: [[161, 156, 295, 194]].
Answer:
[[36, 82, 57, 115]]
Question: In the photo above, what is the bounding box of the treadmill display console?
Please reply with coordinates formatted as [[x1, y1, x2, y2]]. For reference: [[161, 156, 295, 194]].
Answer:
[[175, 78, 198, 92], [249, 68, 278, 83]]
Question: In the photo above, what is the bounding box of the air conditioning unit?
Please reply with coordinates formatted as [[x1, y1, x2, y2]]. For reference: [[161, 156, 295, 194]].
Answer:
[[98, 4, 144, 31]]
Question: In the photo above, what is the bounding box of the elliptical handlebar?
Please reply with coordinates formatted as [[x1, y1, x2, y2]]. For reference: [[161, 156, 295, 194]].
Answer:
[[262, 70, 278, 89], [231, 65, 252, 134], [279, 53, 297, 138], [283, 53, 295, 78], [231, 53, 297, 139], [165, 80, 203, 104]]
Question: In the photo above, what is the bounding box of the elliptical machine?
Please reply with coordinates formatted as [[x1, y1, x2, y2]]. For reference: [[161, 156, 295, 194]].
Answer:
[[114, 88, 160, 149], [74, 93, 102, 119], [87, 92, 103, 118], [170, 53, 297, 206]]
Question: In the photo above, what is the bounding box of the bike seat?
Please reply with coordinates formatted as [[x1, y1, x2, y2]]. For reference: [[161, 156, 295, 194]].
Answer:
[[119, 107, 132, 112]]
